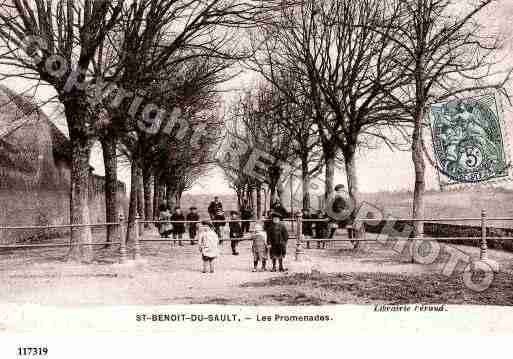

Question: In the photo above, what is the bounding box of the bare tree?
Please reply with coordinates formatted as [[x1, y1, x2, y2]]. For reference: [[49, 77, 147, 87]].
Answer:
[[373, 0, 511, 236], [250, 0, 409, 210], [0, 0, 124, 262], [224, 86, 295, 207], [118, 59, 223, 239], [265, 72, 323, 210], [97, 0, 286, 237], [218, 131, 262, 214]]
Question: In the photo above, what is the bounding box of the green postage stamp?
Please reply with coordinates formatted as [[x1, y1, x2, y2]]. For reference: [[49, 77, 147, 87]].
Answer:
[[429, 94, 511, 187]]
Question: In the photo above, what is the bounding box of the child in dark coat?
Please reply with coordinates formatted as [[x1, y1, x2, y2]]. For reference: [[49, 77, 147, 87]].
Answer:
[[228, 211, 242, 255], [266, 212, 289, 272], [171, 207, 185, 246], [158, 204, 172, 238]]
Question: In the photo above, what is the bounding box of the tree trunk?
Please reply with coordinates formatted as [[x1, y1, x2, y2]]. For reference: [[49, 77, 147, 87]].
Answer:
[[301, 154, 310, 210], [248, 186, 255, 209], [127, 159, 140, 244], [143, 171, 152, 229], [269, 165, 282, 204], [412, 107, 426, 237], [324, 145, 336, 207], [344, 145, 359, 207], [153, 175, 167, 218], [175, 190, 182, 208], [277, 180, 284, 203], [153, 175, 160, 219], [236, 187, 243, 210], [68, 136, 93, 262], [264, 187, 268, 214], [100, 135, 117, 245], [159, 182, 166, 206], [63, 95, 94, 263], [136, 165, 144, 221], [256, 183, 262, 219], [166, 182, 177, 210], [269, 187, 276, 205]]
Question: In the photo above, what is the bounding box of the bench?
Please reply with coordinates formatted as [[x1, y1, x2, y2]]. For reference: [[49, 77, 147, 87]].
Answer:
[[300, 223, 367, 249]]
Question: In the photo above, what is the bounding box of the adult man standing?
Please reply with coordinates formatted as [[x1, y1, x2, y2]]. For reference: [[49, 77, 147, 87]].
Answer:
[[208, 196, 225, 240], [171, 207, 185, 246], [186, 207, 200, 245], [240, 199, 253, 233], [208, 196, 223, 219], [271, 198, 288, 218]]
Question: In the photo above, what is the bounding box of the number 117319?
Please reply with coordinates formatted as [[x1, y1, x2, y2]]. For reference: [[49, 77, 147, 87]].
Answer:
[[17, 347, 48, 356]]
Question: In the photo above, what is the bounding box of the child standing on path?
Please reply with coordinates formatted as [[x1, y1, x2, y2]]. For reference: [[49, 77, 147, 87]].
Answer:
[[198, 223, 220, 273], [158, 204, 172, 238], [251, 223, 268, 272], [228, 211, 242, 255], [266, 212, 289, 272]]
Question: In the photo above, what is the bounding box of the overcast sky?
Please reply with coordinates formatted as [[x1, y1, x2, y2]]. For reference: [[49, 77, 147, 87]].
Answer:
[[2, 0, 513, 195], [191, 0, 513, 195]]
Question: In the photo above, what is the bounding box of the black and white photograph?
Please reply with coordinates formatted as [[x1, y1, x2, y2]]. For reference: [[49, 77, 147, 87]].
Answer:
[[1, 0, 513, 347]]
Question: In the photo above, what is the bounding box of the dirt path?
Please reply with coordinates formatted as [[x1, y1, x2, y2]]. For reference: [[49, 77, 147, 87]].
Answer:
[[1, 230, 512, 306]]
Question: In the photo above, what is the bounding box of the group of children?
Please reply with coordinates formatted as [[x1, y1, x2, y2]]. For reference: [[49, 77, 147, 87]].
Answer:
[[158, 205, 200, 245], [197, 212, 289, 274], [157, 204, 290, 274]]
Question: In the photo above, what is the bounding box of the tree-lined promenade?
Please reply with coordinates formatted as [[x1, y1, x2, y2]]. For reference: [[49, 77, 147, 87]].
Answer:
[[0, 0, 510, 262]]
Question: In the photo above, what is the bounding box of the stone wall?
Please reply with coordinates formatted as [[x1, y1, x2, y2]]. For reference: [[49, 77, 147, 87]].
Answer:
[[0, 85, 126, 244]]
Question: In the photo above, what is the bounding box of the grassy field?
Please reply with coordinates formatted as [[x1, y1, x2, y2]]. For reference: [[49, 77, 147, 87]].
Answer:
[[238, 271, 513, 305], [360, 188, 513, 221], [181, 188, 513, 227]]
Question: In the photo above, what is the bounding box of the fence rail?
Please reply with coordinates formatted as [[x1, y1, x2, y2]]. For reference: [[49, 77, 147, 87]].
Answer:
[[0, 209, 511, 264], [0, 222, 120, 230]]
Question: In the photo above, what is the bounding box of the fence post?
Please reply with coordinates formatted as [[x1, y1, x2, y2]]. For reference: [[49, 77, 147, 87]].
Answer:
[[295, 212, 304, 261], [472, 208, 499, 273], [480, 209, 488, 260], [134, 213, 141, 260], [410, 228, 424, 264], [118, 213, 128, 264]]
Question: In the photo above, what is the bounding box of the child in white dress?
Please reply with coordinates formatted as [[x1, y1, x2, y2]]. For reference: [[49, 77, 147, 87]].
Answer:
[[198, 223, 220, 273]]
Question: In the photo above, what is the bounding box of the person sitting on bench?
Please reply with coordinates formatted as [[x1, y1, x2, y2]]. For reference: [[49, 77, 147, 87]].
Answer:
[[329, 184, 353, 239]]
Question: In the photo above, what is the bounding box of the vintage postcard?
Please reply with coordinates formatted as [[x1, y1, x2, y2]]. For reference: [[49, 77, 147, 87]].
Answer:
[[1, 0, 513, 357]]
